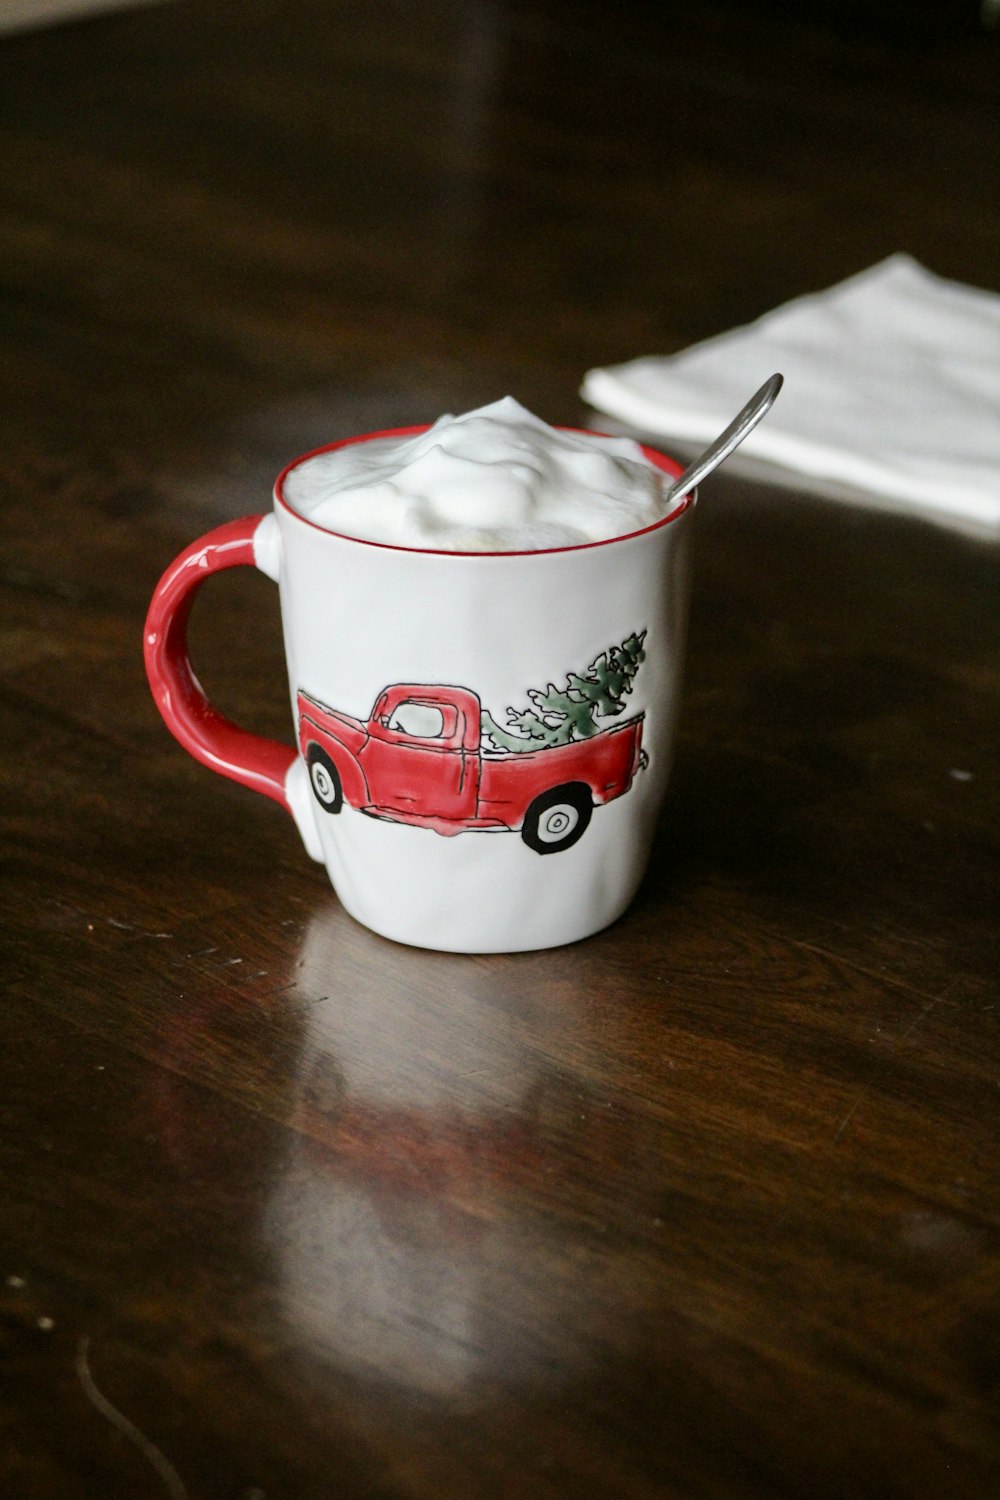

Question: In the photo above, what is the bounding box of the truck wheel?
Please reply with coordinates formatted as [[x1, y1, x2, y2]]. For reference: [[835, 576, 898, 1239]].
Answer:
[[307, 746, 343, 814], [521, 783, 592, 855]]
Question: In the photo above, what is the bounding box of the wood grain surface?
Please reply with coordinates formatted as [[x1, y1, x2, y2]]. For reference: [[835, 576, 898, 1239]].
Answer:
[[2, 2, 998, 1496]]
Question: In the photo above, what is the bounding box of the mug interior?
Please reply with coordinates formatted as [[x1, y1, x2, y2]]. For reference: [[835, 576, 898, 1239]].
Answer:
[[273, 425, 692, 557]]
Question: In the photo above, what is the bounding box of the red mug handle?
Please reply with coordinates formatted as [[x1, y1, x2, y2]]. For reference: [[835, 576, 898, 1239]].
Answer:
[[144, 515, 320, 855]]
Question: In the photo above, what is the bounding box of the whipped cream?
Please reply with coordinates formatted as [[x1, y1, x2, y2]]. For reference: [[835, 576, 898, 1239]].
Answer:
[[280, 397, 673, 551]]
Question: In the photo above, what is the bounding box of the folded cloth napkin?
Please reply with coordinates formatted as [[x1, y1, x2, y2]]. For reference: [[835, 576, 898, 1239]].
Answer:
[[582, 255, 1000, 537]]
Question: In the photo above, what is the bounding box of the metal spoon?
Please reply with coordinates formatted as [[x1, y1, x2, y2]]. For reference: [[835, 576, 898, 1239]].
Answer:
[[663, 371, 784, 504]]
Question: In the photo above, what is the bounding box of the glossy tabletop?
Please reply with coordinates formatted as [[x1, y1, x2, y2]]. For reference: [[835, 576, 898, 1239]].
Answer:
[[2, 2, 999, 1496]]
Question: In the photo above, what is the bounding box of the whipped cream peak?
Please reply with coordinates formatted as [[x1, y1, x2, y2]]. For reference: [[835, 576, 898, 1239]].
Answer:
[[281, 397, 674, 551]]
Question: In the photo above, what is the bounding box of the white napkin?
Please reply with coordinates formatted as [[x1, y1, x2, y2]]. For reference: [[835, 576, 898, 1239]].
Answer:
[[582, 255, 1000, 537]]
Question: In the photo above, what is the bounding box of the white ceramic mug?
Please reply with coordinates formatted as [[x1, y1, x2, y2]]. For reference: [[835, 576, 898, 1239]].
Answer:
[[144, 425, 695, 952]]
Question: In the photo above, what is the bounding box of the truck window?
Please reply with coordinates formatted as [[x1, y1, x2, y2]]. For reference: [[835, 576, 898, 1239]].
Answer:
[[388, 702, 448, 739]]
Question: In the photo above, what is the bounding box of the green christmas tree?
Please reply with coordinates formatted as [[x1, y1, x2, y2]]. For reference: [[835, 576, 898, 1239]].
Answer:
[[481, 630, 646, 753]]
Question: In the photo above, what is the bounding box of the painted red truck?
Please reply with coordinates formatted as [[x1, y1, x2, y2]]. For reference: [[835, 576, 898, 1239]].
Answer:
[[297, 683, 646, 853]]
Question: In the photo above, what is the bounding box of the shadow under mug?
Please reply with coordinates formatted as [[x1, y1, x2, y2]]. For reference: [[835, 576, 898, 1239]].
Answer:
[[144, 426, 695, 952]]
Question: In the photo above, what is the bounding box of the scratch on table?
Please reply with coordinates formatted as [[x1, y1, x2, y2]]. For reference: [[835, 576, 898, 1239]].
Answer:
[[106, 917, 174, 939], [898, 997, 940, 1044], [831, 1090, 868, 1146], [76, 1337, 187, 1500]]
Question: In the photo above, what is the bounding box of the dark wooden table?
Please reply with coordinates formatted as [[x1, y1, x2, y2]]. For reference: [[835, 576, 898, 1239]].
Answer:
[[2, 2, 999, 1495]]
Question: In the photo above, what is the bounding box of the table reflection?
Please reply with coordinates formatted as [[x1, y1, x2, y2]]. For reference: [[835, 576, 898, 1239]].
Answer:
[[262, 905, 637, 1401]]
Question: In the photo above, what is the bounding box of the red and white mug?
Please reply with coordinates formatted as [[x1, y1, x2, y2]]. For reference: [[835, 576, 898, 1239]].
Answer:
[[144, 427, 695, 952]]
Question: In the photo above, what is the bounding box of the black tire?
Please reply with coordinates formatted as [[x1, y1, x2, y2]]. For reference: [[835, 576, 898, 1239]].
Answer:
[[521, 783, 592, 854], [307, 745, 343, 814]]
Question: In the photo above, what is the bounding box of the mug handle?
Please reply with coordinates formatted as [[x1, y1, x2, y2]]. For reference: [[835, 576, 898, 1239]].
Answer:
[[143, 514, 323, 861]]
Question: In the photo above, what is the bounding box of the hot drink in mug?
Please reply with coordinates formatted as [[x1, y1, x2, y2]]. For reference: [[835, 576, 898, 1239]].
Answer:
[[144, 398, 695, 952]]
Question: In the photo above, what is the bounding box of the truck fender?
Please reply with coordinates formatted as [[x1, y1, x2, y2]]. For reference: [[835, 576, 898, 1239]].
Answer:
[[302, 737, 369, 814]]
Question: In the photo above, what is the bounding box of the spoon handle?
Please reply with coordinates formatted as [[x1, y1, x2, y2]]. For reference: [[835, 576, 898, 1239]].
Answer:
[[664, 371, 784, 503]]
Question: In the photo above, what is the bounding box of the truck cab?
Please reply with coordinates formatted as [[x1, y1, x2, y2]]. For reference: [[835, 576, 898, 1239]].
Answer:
[[362, 684, 482, 821]]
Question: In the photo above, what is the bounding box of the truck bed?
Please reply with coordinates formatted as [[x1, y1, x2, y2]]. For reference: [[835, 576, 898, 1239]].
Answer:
[[477, 716, 643, 826]]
